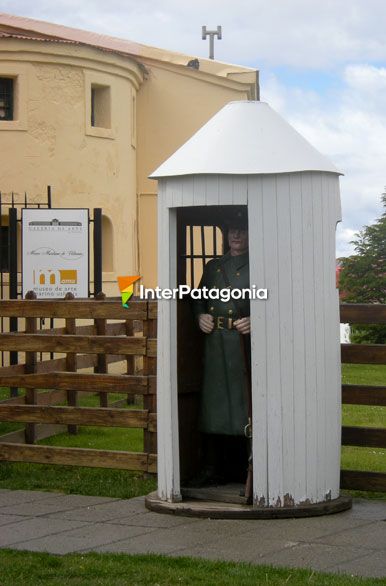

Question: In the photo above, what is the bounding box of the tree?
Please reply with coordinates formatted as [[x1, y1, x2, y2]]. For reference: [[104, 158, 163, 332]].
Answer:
[[339, 192, 386, 343]]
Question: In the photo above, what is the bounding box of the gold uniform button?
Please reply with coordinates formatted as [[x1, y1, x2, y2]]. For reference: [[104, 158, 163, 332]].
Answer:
[[209, 306, 214, 312], [216, 268, 221, 273], [236, 272, 240, 276], [228, 309, 233, 315]]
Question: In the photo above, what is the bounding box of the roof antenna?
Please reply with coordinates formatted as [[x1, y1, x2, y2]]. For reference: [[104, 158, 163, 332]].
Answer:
[[202, 26, 222, 60]]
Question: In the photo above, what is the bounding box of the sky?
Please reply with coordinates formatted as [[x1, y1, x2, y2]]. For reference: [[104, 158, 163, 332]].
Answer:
[[1, 0, 386, 257]]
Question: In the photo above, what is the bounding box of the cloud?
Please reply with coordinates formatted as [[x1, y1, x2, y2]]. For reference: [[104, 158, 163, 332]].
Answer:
[[1, 1, 386, 256], [337, 227, 358, 257], [3, 0, 386, 67], [262, 64, 386, 256]]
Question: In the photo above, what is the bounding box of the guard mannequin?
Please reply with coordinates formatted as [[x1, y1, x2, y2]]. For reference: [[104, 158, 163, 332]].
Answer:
[[193, 211, 251, 485]]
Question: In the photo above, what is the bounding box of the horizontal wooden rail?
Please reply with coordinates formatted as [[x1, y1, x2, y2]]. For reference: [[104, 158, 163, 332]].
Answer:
[[0, 389, 147, 408], [0, 299, 149, 320], [0, 389, 67, 406], [341, 344, 386, 364], [0, 424, 67, 445], [0, 334, 146, 355], [342, 426, 386, 448], [0, 372, 155, 394], [0, 442, 156, 472], [36, 322, 126, 337], [0, 405, 156, 430], [341, 470, 386, 492], [0, 353, 127, 377], [340, 304, 386, 324], [342, 384, 386, 406]]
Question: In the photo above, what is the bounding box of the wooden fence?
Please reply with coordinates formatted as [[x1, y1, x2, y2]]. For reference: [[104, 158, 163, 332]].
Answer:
[[0, 298, 384, 494], [0, 293, 157, 474], [340, 304, 386, 493]]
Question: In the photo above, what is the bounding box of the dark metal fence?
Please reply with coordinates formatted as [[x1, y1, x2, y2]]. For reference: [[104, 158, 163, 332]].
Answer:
[[0, 186, 103, 392], [0, 187, 52, 377]]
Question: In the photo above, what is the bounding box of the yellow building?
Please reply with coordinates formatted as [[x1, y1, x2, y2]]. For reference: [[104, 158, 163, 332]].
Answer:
[[0, 12, 258, 292]]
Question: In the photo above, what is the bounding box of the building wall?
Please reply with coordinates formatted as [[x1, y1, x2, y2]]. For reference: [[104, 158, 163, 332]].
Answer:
[[0, 39, 142, 297], [0, 38, 256, 294], [137, 61, 253, 287]]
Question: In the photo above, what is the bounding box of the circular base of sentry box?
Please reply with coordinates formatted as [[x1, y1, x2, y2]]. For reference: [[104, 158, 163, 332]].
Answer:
[[145, 486, 352, 519]]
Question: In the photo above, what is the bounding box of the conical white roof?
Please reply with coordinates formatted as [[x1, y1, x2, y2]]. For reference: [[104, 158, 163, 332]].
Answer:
[[150, 101, 341, 178]]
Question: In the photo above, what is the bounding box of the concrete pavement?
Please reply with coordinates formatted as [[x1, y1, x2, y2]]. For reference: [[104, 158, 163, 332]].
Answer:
[[0, 489, 385, 579]]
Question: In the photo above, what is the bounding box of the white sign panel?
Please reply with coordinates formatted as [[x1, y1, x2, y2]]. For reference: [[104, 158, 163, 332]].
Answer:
[[22, 209, 89, 298]]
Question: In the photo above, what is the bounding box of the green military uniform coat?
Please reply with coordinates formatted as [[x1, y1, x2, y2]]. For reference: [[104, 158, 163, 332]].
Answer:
[[194, 251, 250, 436]]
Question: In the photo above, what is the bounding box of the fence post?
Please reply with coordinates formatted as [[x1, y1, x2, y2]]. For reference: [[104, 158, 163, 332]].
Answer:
[[125, 316, 135, 405], [143, 301, 157, 460], [94, 291, 108, 407], [93, 208, 102, 297], [24, 290, 37, 444], [65, 292, 77, 434], [9, 207, 18, 397]]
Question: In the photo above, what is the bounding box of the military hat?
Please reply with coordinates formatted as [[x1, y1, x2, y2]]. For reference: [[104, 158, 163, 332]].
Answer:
[[224, 208, 248, 230]]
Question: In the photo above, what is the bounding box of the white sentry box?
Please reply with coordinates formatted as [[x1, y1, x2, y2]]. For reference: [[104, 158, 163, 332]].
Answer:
[[149, 101, 345, 512]]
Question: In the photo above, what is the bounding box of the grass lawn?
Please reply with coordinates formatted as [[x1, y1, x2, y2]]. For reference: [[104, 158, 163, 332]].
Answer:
[[0, 367, 384, 585], [0, 364, 384, 499], [0, 550, 383, 586], [0, 391, 157, 498]]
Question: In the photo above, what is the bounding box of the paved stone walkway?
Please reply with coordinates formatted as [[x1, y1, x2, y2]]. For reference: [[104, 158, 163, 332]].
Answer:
[[0, 489, 385, 578]]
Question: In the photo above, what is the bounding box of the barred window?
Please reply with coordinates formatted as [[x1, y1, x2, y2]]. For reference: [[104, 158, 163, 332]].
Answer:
[[185, 225, 223, 287], [0, 78, 13, 121]]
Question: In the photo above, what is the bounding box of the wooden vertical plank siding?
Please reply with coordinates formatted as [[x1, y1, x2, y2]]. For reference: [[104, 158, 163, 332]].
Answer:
[[326, 175, 342, 498], [276, 174, 295, 505], [24, 291, 38, 444], [247, 172, 342, 506], [219, 175, 233, 206], [155, 169, 343, 507], [156, 181, 181, 501], [301, 172, 318, 501], [288, 173, 307, 504], [94, 292, 108, 408], [312, 172, 327, 503], [171, 176, 183, 208], [64, 293, 78, 434], [205, 176, 219, 206], [232, 176, 248, 205], [181, 175, 194, 207], [193, 175, 206, 207], [262, 175, 284, 506], [247, 176, 268, 505]]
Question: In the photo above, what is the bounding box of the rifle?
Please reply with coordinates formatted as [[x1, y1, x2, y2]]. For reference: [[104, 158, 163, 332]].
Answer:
[[240, 333, 253, 505]]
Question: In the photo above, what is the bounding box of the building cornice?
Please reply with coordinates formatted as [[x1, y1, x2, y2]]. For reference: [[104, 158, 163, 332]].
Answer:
[[0, 37, 144, 89]]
